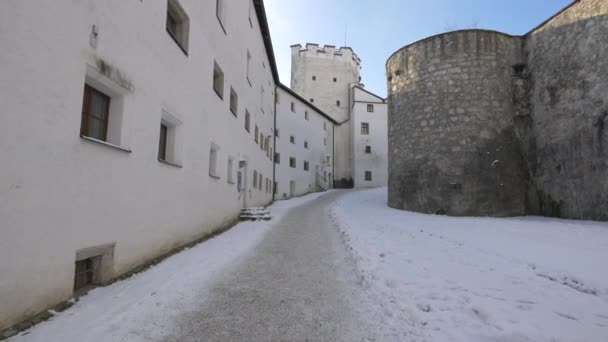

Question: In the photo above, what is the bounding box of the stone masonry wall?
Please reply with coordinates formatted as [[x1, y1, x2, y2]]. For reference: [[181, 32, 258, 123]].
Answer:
[[524, 0, 608, 220], [386, 30, 528, 216], [386, 0, 608, 221]]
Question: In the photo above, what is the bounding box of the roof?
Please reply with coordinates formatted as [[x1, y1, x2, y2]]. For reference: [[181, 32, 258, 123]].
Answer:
[[352, 85, 386, 103], [277, 84, 339, 125], [253, 0, 338, 125]]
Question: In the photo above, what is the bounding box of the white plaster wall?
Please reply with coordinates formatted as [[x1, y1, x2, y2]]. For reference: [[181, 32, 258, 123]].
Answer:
[[351, 87, 388, 188], [275, 88, 334, 199], [0, 0, 276, 330], [290, 44, 360, 184]]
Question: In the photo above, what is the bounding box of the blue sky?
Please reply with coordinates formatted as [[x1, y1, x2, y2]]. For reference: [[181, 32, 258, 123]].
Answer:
[[264, 0, 573, 97]]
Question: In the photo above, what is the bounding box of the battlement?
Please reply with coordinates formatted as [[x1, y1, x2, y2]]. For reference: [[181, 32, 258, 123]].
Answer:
[[290, 43, 361, 66]]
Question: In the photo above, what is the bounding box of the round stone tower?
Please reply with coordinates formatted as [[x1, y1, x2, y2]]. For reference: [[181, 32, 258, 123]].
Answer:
[[386, 30, 527, 216]]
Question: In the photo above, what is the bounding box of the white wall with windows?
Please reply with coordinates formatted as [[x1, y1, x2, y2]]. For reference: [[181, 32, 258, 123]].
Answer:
[[351, 86, 388, 188], [275, 86, 335, 199], [0, 0, 278, 330]]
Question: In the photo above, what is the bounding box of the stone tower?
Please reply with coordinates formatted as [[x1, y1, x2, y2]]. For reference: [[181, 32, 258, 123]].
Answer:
[[290, 43, 362, 187]]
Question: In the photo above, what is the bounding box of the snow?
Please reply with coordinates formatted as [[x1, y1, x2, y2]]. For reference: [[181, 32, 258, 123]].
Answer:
[[330, 187, 608, 342], [8, 191, 328, 342]]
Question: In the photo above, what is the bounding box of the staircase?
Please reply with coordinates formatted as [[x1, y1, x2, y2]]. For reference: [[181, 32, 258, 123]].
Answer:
[[239, 207, 271, 221]]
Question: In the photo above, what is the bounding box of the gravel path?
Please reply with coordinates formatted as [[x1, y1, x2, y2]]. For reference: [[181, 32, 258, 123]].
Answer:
[[165, 191, 372, 342]]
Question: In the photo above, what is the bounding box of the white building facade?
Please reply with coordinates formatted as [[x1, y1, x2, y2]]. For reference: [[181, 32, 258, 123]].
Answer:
[[0, 0, 335, 332], [351, 86, 388, 188]]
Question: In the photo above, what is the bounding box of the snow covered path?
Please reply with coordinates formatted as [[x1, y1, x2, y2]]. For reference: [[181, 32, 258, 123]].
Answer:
[[330, 187, 608, 341], [7, 191, 386, 342]]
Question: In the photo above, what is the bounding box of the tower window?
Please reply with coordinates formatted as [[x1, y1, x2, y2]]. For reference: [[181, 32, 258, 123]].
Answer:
[[333, 77, 337, 82], [312, 76, 317, 81], [336, 100, 341, 107]]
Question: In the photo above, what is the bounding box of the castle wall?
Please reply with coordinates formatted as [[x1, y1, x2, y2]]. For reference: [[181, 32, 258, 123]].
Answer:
[[386, 30, 528, 216], [524, 0, 608, 220]]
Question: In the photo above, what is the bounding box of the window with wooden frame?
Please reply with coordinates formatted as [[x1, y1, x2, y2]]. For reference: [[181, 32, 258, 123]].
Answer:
[[304, 161, 309, 171], [74, 256, 100, 292], [367, 104, 374, 112], [304, 141, 308, 149], [361, 122, 370, 135], [158, 123, 169, 161], [245, 110, 251, 132], [365, 171, 373, 181], [290, 135, 295, 144], [166, 0, 190, 54], [81, 85, 110, 141]]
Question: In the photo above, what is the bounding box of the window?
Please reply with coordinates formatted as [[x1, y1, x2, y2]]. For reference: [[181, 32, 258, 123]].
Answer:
[[216, 0, 226, 32], [290, 135, 295, 144], [255, 125, 259, 143], [253, 170, 258, 187], [245, 110, 251, 132], [230, 87, 238, 116], [304, 141, 308, 149], [158, 123, 168, 161], [74, 256, 99, 292], [304, 161, 309, 171], [290, 157, 296, 168], [312, 76, 316, 81], [367, 104, 374, 112], [323, 121, 327, 131], [265, 136, 271, 153], [209, 144, 220, 178], [365, 171, 373, 181], [158, 110, 183, 166], [333, 77, 337, 82], [260, 133, 264, 150], [275, 153, 280, 164], [246, 50, 252, 84], [258, 173, 262, 190], [213, 62, 224, 99], [166, 0, 190, 54], [227, 157, 235, 183], [361, 122, 369, 135], [324, 138, 327, 146], [261, 86, 265, 113], [336, 100, 341, 107], [81, 85, 110, 141], [275, 129, 280, 137], [291, 102, 295, 112], [310, 98, 314, 103], [365, 145, 371, 154], [305, 111, 309, 120]]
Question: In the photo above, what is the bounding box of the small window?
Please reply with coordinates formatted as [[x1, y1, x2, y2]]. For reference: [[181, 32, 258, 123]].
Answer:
[[258, 173, 262, 190], [81, 85, 110, 141], [323, 121, 327, 131], [230, 87, 238, 116], [310, 98, 314, 103], [227, 157, 235, 183], [261, 86, 265, 113], [361, 122, 369, 135], [260, 133, 264, 150], [291, 102, 295, 112], [312, 76, 316, 81], [213, 62, 224, 99], [209, 144, 220, 178], [304, 141, 308, 149], [365, 171, 373, 181], [253, 170, 258, 187], [365, 145, 371, 154], [304, 161, 309, 171], [158, 123, 169, 161], [74, 257, 100, 292], [367, 104, 374, 112], [275, 129, 280, 137], [216, 0, 226, 32], [305, 111, 309, 120], [245, 110, 251, 132], [255, 125, 259, 143], [324, 137, 327, 146], [336, 100, 340, 107], [333, 77, 337, 82], [290, 135, 295, 144], [246, 50, 252, 83], [275, 153, 280, 164], [166, 0, 190, 54], [290, 157, 296, 168]]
